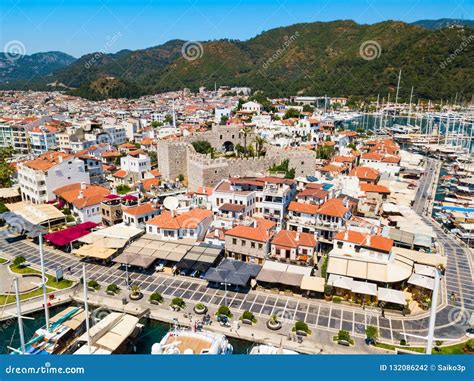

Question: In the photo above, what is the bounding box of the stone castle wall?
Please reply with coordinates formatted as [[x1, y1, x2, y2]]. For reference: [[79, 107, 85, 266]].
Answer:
[[157, 126, 316, 191]]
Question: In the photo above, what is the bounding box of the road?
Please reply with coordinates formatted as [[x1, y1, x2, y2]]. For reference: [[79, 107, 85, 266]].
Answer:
[[0, 157, 472, 346]]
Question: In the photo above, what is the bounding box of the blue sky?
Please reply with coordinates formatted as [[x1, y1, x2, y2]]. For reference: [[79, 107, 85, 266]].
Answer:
[[1, 0, 473, 57]]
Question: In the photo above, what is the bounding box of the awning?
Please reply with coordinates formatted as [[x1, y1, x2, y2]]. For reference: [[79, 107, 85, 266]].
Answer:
[[408, 273, 435, 290], [378, 287, 406, 305], [328, 274, 354, 290], [279, 272, 303, 287], [177, 258, 197, 270], [351, 280, 377, 296], [414, 264, 437, 277], [44, 222, 97, 246], [256, 269, 281, 283], [112, 252, 156, 268], [300, 276, 325, 292], [204, 258, 261, 286], [74, 245, 115, 259]]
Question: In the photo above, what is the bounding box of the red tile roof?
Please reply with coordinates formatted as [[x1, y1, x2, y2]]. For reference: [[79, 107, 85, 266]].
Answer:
[[272, 230, 316, 249], [288, 201, 318, 215], [147, 208, 212, 229], [317, 198, 348, 218], [349, 166, 380, 181]]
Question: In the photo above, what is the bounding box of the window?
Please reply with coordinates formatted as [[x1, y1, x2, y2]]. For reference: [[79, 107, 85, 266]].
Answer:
[[337, 242, 343, 249], [258, 243, 263, 249], [251, 242, 255, 249], [232, 238, 237, 245], [241, 240, 246, 247]]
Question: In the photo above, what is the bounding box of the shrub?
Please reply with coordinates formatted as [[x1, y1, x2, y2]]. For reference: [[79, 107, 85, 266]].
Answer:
[[149, 292, 163, 303], [337, 330, 351, 342], [321, 255, 329, 278], [400, 339, 407, 346], [216, 305, 232, 318], [116, 184, 131, 195], [365, 325, 378, 341], [13, 256, 26, 267], [62, 207, 71, 215], [106, 284, 120, 294], [332, 296, 342, 303], [293, 320, 311, 334], [88, 280, 100, 290], [324, 284, 332, 296], [195, 303, 205, 310], [171, 297, 185, 309], [464, 339, 474, 352], [66, 215, 75, 222], [240, 310, 257, 323]]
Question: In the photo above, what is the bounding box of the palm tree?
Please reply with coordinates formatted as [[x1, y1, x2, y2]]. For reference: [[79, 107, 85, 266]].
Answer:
[[254, 136, 266, 158], [242, 127, 252, 156]]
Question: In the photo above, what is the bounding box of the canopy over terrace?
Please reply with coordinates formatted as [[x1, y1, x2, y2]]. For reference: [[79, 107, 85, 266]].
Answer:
[[5, 202, 66, 229], [204, 258, 261, 287], [0, 212, 46, 238], [74, 223, 143, 260], [300, 275, 325, 292], [113, 252, 156, 268], [120, 235, 194, 264], [44, 222, 97, 247], [176, 245, 223, 272], [256, 261, 312, 287], [377, 287, 407, 305]]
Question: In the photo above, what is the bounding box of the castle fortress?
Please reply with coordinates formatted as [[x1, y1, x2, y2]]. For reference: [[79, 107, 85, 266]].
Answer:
[[157, 125, 316, 191]]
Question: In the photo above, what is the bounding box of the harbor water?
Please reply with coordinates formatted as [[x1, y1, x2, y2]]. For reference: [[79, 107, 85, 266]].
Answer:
[[0, 304, 253, 355]]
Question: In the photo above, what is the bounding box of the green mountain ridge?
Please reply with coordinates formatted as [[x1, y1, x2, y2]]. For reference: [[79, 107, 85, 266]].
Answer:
[[1, 19, 473, 101]]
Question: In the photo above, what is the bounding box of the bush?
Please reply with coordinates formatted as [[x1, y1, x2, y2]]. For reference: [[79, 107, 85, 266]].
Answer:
[[171, 297, 185, 309], [240, 310, 257, 323], [464, 339, 474, 352], [13, 256, 26, 267], [293, 320, 311, 334], [106, 284, 120, 294], [324, 284, 332, 296], [400, 339, 407, 346], [195, 303, 205, 310], [321, 255, 329, 278], [365, 325, 378, 341], [62, 207, 71, 215], [66, 215, 75, 222], [116, 184, 131, 195], [337, 329, 351, 342], [332, 296, 342, 303], [88, 280, 100, 290], [216, 305, 232, 318], [149, 292, 163, 303]]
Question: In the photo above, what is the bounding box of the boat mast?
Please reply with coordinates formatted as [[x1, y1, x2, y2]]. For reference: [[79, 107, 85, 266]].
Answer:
[[395, 69, 402, 106], [14, 278, 26, 354], [82, 264, 91, 354], [408, 86, 414, 126], [39, 234, 50, 332]]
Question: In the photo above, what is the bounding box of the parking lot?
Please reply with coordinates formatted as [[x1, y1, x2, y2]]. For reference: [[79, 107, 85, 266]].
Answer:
[[0, 237, 466, 342]]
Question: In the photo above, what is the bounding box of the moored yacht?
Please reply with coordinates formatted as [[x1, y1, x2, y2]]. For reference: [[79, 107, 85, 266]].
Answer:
[[11, 306, 86, 355], [151, 327, 233, 354]]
